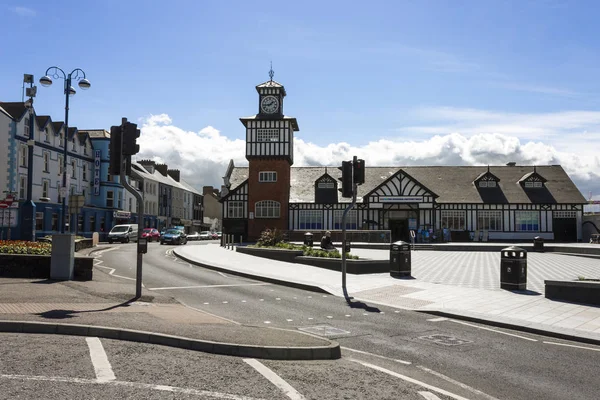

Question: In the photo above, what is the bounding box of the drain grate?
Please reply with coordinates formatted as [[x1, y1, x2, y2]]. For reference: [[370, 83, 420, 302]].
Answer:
[[298, 325, 351, 337], [419, 334, 472, 346]]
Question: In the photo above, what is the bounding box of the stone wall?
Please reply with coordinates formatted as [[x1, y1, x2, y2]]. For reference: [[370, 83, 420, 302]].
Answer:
[[0, 254, 93, 281]]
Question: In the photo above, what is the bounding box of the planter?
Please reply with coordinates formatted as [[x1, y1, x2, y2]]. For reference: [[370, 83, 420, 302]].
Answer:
[[545, 280, 600, 306], [236, 247, 303, 263]]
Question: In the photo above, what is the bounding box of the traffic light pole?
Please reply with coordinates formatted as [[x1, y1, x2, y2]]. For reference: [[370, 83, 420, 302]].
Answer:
[[341, 155, 358, 302], [118, 118, 145, 299]]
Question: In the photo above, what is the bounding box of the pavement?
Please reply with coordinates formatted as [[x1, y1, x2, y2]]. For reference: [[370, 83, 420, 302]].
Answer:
[[174, 242, 600, 346], [0, 245, 340, 361]]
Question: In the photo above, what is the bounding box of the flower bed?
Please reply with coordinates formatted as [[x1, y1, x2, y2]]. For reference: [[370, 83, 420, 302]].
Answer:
[[0, 240, 52, 255]]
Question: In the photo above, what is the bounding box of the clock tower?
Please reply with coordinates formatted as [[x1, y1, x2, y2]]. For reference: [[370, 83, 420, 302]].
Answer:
[[240, 67, 299, 240]]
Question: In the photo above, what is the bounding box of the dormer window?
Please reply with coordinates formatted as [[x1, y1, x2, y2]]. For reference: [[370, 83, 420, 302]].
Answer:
[[318, 181, 334, 189], [474, 167, 500, 189], [519, 167, 546, 189], [315, 173, 338, 204], [524, 181, 543, 188], [44, 128, 49, 142], [478, 180, 497, 188]]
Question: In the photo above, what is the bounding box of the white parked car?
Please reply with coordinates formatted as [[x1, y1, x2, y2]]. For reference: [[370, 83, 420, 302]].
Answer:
[[187, 232, 200, 241], [199, 231, 212, 240]]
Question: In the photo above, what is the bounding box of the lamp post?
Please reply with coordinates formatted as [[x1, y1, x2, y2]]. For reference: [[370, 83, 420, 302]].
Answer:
[[39, 67, 91, 233]]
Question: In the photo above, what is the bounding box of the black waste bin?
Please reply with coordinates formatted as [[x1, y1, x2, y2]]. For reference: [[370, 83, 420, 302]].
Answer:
[[304, 232, 313, 247], [533, 236, 544, 252], [500, 246, 527, 290], [390, 241, 411, 277], [344, 241, 351, 253]]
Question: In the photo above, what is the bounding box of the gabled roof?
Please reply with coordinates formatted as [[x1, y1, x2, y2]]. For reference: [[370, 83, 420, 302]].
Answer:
[[518, 167, 548, 183], [225, 165, 587, 205], [52, 122, 64, 134], [0, 102, 28, 121], [36, 115, 51, 131], [474, 166, 501, 183]]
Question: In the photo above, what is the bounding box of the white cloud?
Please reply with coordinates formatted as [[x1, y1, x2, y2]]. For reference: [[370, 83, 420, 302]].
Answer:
[[135, 113, 600, 199], [11, 6, 36, 17]]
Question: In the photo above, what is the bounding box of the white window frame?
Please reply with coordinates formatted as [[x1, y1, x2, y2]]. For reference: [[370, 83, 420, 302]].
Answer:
[[477, 210, 502, 231], [71, 160, 76, 179], [256, 128, 279, 142], [333, 210, 357, 230], [524, 181, 543, 188], [441, 210, 466, 231], [20, 145, 27, 167], [255, 200, 280, 218], [19, 176, 26, 199], [553, 211, 577, 218], [43, 152, 50, 172], [299, 210, 323, 230], [259, 171, 277, 182], [228, 201, 244, 218], [59, 132, 64, 147], [44, 128, 49, 143], [515, 211, 539, 232], [42, 180, 49, 198]]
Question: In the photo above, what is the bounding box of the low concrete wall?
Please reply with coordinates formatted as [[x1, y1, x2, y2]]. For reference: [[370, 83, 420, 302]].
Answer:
[[545, 280, 600, 306], [75, 238, 94, 252], [236, 247, 303, 263], [296, 257, 389, 274], [0, 254, 93, 281], [237, 246, 389, 274]]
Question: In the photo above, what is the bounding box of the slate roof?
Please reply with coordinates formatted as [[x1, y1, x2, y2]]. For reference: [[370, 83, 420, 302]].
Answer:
[[79, 129, 110, 139], [0, 102, 27, 121], [35, 115, 51, 130], [52, 122, 64, 133], [226, 165, 586, 205], [255, 80, 286, 95]]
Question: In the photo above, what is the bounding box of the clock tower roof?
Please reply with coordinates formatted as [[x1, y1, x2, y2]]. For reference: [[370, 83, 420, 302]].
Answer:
[[255, 80, 286, 96]]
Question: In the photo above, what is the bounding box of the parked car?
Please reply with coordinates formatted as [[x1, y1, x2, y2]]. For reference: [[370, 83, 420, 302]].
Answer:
[[187, 231, 200, 241], [211, 232, 219, 240], [199, 231, 212, 240], [160, 229, 187, 245], [108, 224, 138, 244], [216, 231, 222, 239], [141, 228, 160, 242]]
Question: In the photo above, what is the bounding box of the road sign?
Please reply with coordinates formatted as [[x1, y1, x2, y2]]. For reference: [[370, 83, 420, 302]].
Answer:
[[4, 195, 13, 206], [0, 202, 7, 209]]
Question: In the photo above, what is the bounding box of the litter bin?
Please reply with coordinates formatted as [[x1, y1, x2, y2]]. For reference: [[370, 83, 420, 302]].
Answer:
[[533, 236, 544, 252], [500, 246, 527, 290], [304, 232, 313, 247], [390, 241, 411, 277], [344, 241, 351, 253]]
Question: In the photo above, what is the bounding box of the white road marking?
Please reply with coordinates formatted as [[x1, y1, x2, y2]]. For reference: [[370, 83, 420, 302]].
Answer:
[[307, 296, 312, 299], [94, 265, 137, 282], [417, 366, 499, 400], [217, 271, 228, 277], [427, 317, 448, 322], [276, 298, 281, 301], [308, 318, 313, 320], [148, 283, 270, 291], [341, 346, 411, 365], [241, 300, 247, 303], [363, 313, 368, 316], [286, 319, 293, 322], [0, 374, 265, 399], [264, 321, 271, 324], [204, 302, 210, 305], [351, 360, 469, 400], [322, 295, 327, 298], [243, 359, 306, 400], [259, 299, 264, 301], [176, 299, 241, 325], [450, 320, 538, 342], [345, 315, 351, 317], [326, 316, 333, 319], [544, 341, 600, 352], [85, 337, 116, 382], [419, 392, 442, 400], [395, 310, 400, 313], [222, 301, 228, 304]]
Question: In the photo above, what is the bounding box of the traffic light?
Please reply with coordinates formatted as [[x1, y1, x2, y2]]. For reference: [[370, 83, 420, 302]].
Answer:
[[338, 160, 353, 198], [122, 122, 141, 156], [353, 158, 365, 185], [109, 125, 122, 175]]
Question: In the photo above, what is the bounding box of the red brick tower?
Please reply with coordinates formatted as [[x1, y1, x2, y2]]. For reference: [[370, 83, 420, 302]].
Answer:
[[240, 69, 299, 240]]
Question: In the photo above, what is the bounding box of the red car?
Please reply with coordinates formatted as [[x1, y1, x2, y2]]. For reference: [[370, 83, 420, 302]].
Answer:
[[141, 228, 160, 242]]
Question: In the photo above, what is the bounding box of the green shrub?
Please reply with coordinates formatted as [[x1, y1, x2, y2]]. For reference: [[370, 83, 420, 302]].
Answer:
[[0, 240, 52, 255]]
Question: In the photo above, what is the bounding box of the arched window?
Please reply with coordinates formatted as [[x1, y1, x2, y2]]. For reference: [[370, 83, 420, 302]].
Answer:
[[255, 200, 280, 218]]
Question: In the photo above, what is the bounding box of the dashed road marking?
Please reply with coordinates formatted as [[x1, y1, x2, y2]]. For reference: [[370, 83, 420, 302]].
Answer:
[[222, 301, 228, 304], [286, 319, 293, 322], [86, 337, 115, 383], [341, 347, 411, 365], [264, 321, 271, 324], [419, 392, 442, 400], [326, 316, 333, 319], [243, 359, 306, 400], [351, 360, 469, 400], [345, 315, 351, 317]]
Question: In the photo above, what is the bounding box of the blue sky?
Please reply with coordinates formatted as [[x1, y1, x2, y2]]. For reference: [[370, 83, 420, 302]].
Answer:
[[1, 0, 599, 203]]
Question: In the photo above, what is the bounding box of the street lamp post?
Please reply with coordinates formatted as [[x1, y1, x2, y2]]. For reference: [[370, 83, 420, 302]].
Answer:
[[39, 67, 91, 233]]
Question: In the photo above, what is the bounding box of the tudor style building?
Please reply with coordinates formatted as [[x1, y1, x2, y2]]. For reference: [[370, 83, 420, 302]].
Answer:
[[221, 77, 588, 243]]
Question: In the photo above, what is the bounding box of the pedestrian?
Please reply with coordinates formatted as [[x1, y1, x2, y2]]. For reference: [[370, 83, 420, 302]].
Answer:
[[320, 231, 335, 251]]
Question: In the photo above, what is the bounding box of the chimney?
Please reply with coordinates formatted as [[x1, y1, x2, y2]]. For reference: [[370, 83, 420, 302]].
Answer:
[[167, 169, 180, 182], [506, 162, 516, 167], [203, 186, 214, 196], [155, 163, 168, 176]]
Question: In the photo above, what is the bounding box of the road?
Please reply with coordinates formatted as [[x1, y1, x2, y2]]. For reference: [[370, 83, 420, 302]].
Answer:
[[7, 240, 598, 399]]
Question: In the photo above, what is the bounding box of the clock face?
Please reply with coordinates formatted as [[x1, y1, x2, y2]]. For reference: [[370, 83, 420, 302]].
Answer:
[[261, 95, 279, 114]]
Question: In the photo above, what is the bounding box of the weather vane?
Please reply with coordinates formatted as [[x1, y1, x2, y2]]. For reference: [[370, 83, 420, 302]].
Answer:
[[269, 62, 274, 81]]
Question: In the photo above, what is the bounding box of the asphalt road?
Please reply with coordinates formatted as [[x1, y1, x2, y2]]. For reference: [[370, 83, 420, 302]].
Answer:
[[84, 242, 600, 399]]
